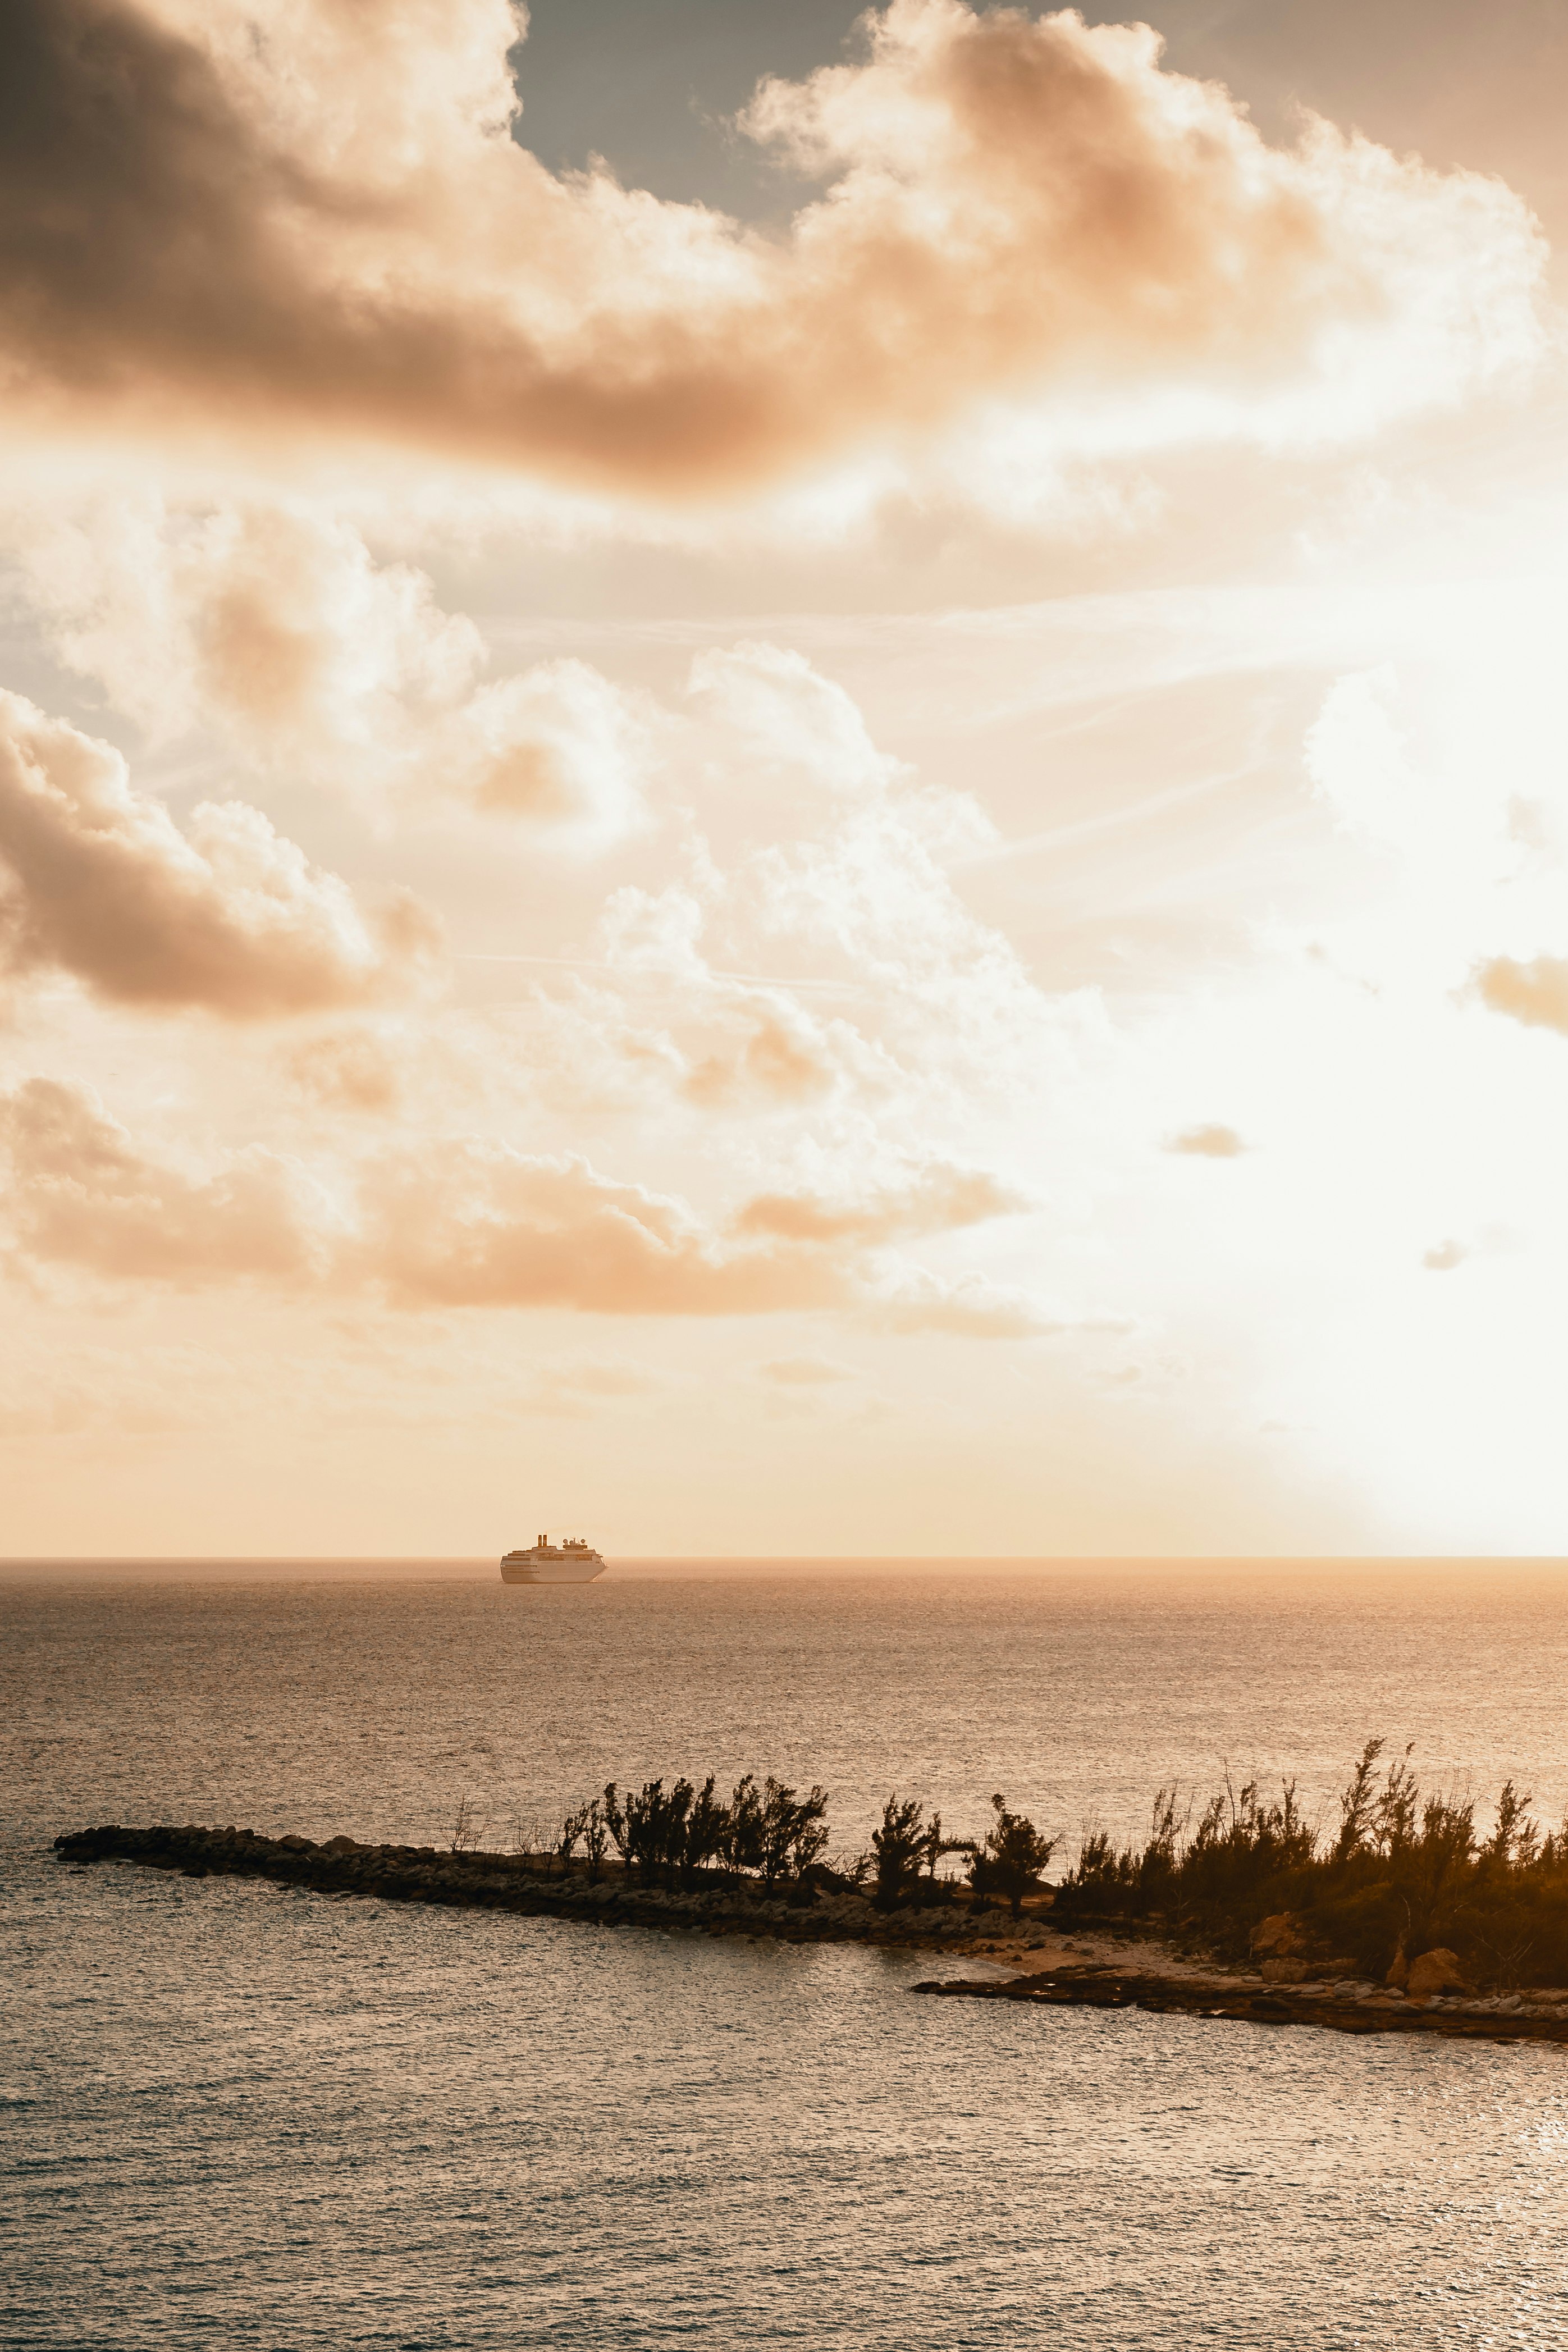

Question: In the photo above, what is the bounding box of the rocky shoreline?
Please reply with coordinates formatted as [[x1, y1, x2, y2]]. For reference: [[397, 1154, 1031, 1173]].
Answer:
[[54, 1823, 1568, 2043], [912, 1963, 1568, 2040], [51, 1821, 1022, 1950]]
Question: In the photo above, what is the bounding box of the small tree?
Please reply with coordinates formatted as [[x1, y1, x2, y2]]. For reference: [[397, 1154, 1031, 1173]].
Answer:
[[1373, 1746, 1420, 1860], [756, 1779, 830, 1888], [506, 1808, 545, 1861], [918, 1810, 974, 1890], [581, 1797, 609, 1883], [872, 1794, 927, 1910], [680, 1776, 730, 1887], [969, 1793, 1055, 1918], [612, 1778, 693, 1881], [1332, 1738, 1385, 1866], [1484, 1781, 1540, 1873], [555, 1802, 588, 1877], [601, 1782, 631, 1872], [788, 1786, 831, 1880], [663, 1780, 696, 1877], [449, 1794, 484, 1853], [723, 1775, 766, 1878]]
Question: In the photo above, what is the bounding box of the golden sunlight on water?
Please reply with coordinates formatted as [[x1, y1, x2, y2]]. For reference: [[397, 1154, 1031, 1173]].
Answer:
[[6, 1564, 1568, 2347]]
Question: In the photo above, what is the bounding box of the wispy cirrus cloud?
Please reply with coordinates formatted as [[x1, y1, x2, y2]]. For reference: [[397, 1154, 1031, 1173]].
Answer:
[[760, 1354, 858, 1386]]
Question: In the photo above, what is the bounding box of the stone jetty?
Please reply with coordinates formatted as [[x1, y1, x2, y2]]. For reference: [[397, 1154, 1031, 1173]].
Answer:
[[51, 1820, 1001, 1949]]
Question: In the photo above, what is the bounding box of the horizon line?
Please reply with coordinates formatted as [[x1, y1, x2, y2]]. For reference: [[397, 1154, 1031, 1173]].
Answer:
[[5, 1554, 1567, 1568]]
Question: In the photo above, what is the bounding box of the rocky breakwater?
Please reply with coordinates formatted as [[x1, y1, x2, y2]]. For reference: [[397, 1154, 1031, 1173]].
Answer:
[[51, 1821, 1033, 1951]]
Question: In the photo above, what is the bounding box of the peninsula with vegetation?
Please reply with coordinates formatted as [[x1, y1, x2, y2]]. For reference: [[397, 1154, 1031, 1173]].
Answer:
[[56, 1742, 1568, 2042]]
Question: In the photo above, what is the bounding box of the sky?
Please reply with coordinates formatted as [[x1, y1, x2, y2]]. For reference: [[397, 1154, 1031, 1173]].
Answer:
[[2, 0, 1567, 1558]]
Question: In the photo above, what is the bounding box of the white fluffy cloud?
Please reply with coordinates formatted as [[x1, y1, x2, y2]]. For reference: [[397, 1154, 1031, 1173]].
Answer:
[[0, 0, 1544, 493], [0, 1076, 334, 1280], [0, 691, 438, 1016], [444, 658, 653, 846], [12, 496, 655, 843], [1473, 956, 1568, 1036], [0, 1076, 1043, 1330], [586, 641, 1072, 1126]]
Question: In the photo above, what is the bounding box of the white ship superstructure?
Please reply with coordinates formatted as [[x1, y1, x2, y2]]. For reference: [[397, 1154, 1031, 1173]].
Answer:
[[500, 1533, 607, 1584]]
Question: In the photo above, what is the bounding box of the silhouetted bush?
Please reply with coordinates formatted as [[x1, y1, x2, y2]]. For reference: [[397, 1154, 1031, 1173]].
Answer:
[[678, 1776, 728, 1885], [567, 1773, 831, 1893], [865, 1796, 971, 1908], [1053, 1738, 1568, 1989], [968, 1794, 1055, 1918], [872, 1794, 929, 1909], [759, 1779, 831, 1887], [723, 1774, 766, 1876], [551, 1776, 1044, 1913]]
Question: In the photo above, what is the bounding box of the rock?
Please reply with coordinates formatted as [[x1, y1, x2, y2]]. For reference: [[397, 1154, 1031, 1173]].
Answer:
[[1260, 1957, 1309, 1984], [1406, 1947, 1469, 1998], [1251, 1913, 1302, 1957]]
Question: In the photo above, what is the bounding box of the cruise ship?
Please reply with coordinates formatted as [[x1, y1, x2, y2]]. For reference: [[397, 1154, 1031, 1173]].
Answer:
[[499, 1533, 607, 1584]]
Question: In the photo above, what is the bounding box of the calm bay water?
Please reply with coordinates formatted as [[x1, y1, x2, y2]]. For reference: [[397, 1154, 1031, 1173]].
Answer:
[[6, 1559, 1568, 2348]]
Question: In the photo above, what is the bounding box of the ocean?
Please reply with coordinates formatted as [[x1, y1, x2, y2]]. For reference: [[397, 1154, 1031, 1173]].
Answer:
[[6, 1559, 1568, 2348]]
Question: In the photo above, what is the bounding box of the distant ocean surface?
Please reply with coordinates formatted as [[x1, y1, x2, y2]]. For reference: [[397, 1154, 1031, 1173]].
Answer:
[[7, 1559, 1568, 2349]]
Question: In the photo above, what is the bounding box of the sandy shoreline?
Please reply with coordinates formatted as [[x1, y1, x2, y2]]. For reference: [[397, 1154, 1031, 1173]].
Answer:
[[925, 1921, 1568, 2038]]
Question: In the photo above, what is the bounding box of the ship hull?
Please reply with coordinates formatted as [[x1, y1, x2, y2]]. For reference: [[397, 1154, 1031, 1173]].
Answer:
[[500, 1558, 606, 1584]]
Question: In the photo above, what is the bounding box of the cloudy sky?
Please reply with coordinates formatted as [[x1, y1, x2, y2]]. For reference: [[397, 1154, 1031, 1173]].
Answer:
[[3, 0, 1566, 1556]]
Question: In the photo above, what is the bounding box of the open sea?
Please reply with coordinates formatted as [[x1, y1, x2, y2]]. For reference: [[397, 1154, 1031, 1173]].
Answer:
[[6, 1557, 1568, 2349]]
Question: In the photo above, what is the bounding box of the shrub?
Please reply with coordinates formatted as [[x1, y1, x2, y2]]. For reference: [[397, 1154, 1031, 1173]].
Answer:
[[968, 1794, 1055, 1917], [872, 1795, 929, 1910], [1053, 1739, 1568, 1989], [757, 1779, 830, 1887]]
